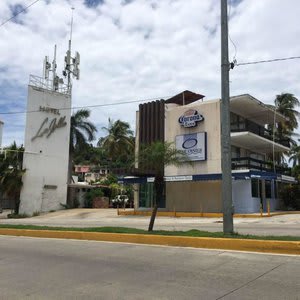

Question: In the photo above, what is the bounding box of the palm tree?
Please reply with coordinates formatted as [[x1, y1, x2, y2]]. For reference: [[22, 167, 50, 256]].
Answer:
[[267, 93, 300, 165], [99, 119, 134, 163], [70, 109, 97, 152], [275, 93, 300, 133], [289, 142, 300, 167], [69, 109, 97, 182], [273, 93, 300, 148], [0, 142, 25, 213], [138, 141, 189, 231]]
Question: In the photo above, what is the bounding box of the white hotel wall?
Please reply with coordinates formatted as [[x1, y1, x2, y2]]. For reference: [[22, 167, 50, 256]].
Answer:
[[20, 86, 71, 215]]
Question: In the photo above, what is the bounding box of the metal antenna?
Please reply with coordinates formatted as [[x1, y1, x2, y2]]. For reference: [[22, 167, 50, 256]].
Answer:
[[70, 7, 74, 44], [52, 44, 57, 90], [67, 7, 75, 92], [62, 6, 80, 93]]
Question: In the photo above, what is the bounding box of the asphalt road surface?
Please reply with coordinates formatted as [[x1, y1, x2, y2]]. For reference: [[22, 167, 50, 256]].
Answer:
[[0, 235, 299, 299], [1, 209, 300, 236]]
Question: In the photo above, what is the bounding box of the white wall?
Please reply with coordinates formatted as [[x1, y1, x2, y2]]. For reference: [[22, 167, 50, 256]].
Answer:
[[165, 100, 222, 176], [20, 86, 71, 215], [232, 180, 261, 213], [263, 197, 279, 212]]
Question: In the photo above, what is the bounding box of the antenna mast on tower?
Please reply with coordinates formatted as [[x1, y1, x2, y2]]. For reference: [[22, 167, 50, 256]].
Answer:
[[42, 44, 64, 92], [52, 45, 57, 90], [63, 7, 80, 94]]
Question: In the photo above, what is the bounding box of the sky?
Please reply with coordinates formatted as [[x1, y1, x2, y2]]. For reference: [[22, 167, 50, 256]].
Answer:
[[0, 0, 300, 147]]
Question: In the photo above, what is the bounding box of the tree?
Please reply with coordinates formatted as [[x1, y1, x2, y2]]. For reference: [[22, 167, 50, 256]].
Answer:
[[289, 142, 300, 167], [274, 93, 300, 148], [268, 93, 300, 165], [99, 119, 134, 163], [0, 142, 25, 214], [70, 109, 97, 152], [275, 93, 300, 133], [137, 141, 189, 231], [69, 109, 97, 182], [73, 144, 108, 166], [98, 119, 135, 173], [279, 184, 300, 210]]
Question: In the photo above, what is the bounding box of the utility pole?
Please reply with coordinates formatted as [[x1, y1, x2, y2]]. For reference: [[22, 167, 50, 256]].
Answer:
[[220, 0, 234, 234]]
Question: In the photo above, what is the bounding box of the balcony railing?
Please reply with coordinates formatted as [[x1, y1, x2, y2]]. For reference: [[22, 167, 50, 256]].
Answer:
[[231, 121, 290, 148], [29, 75, 70, 95], [232, 157, 291, 175]]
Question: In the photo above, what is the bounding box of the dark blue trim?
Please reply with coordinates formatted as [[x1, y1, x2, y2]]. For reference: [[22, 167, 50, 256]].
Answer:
[[119, 170, 279, 184], [118, 177, 148, 184], [192, 173, 221, 181], [248, 170, 277, 180], [232, 172, 251, 180]]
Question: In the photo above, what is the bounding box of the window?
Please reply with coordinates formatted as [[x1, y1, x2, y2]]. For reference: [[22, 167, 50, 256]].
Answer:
[[139, 183, 166, 208], [230, 113, 246, 131], [251, 179, 259, 198], [231, 146, 241, 159], [265, 180, 276, 198], [230, 113, 239, 130], [265, 180, 272, 198]]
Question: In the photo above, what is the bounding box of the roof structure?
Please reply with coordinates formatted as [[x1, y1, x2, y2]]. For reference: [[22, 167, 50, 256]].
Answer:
[[165, 90, 205, 105], [230, 94, 287, 126]]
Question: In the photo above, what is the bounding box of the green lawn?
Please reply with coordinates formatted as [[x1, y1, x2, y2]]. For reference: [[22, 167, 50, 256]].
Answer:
[[0, 224, 299, 241]]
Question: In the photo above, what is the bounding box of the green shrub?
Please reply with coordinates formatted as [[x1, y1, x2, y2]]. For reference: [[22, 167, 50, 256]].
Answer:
[[73, 197, 80, 208], [7, 213, 29, 219], [279, 184, 300, 210], [60, 203, 71, 209], [84, 188, 104, 208], [32, 211, 40, 217]]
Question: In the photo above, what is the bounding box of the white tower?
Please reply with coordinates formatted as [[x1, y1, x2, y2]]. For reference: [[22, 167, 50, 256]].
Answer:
[[19, 68, 72, 214], [20, 9, 81, 214]]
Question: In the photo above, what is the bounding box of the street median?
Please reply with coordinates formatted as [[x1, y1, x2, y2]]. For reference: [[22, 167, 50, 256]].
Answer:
[[0, 228, 299, 255]]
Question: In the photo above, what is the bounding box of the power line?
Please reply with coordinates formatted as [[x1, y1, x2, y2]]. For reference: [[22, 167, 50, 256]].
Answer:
[[0, 95, 171, 116], [236, 56, 300, 66], [0, 0, 41, 28]]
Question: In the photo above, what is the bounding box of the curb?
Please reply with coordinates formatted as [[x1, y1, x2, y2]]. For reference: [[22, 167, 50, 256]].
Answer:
[[0, 228, 299, 255], [118, 210, 300, 218]]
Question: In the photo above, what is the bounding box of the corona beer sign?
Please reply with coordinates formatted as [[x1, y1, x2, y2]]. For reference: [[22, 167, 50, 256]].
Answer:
[[178, 109, 204, 128]]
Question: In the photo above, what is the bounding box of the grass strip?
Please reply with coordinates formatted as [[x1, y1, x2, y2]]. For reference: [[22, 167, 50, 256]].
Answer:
[[0, 224, 299, 241]]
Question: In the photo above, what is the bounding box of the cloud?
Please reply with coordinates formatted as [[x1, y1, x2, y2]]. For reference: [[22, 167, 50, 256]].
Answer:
[[0, 0, 299, 146]]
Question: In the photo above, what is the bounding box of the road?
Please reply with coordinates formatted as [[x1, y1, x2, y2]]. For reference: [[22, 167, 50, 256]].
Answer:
[[1, 209, 300, 236], [0, 235, 299, 299]]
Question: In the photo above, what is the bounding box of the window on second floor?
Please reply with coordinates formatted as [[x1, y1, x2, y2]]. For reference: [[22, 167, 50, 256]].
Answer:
[[231, 146, 241, 159], [230, 112, 246, 131]]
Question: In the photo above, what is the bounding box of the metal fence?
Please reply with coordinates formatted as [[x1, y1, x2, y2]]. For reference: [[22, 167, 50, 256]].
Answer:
[[0, 198, 14, 210], [29, 75, 70, 95]]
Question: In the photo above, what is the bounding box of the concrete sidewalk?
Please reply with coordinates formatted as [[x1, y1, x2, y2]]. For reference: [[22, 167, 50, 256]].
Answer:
[[1, 208, 300, 236]]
